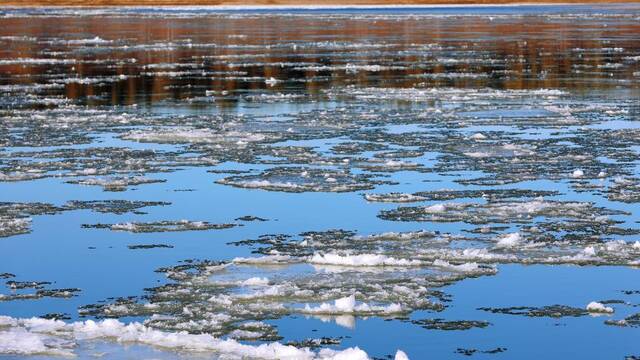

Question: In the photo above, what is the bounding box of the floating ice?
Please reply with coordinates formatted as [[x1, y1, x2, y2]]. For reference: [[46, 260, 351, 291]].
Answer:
[[85, 220, 236, 233], [470, 133, 487, 140], [67, 176, 165, 191], [586, 302, 614, 314], [310, 253, 423, 267], [301, 295, 403, 315], [0, 58, 77, 65], [0, 316, 386, 359], [479, 305, 589, 318], [0, 217, 31, 238], [395, 350, 410, 360], [265, 77, 280, 86], [496, 233, 522, 248], [233, 255, 295, 265], [242, 277, 270, 286], [123, 127, 270, 145], [218, 167, 380, 193], [433, 260, 480, 273], [363, 193, 428, 203], [410, 318, 490, 331], [607, 177, 640, 203]]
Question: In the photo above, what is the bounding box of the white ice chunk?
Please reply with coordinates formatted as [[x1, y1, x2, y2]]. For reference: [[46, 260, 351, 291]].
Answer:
[[242, 277, 270, 286], [470, 133, 487, 140], [0, 316, 379, 359], [496, 232, 522, 248], [310, 253, 422, 267], [433, 259, 480, 272], [302, 295, 402, 315], [395, 350, 410, 360], [571, 169, 584, 178], [265, 77, 280, 86], [586, 302, 614, 314]]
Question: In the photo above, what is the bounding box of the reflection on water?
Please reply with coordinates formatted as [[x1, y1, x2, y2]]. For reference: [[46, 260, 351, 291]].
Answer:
[[0, 5, 640, 360], [1, 5, 639, 109]]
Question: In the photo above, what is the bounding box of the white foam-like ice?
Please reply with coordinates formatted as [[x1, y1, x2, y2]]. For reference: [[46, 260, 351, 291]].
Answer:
[[233, 255, 295, 265], [352, 230, 435, 242], [586, 302, 614, 314], [433, 259, 480, 272], [242, 277, 270, 286], [0, 316, 396, 359], [123, 127, 268, 145], [395, 350, 410, 360], [572, 169, 585, 178], [301, 295, 402, 315], [310, 253, 422, 267]]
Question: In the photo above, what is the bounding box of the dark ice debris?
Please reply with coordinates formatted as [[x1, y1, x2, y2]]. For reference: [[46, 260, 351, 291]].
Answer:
[[128, 244, 174, 250], [410, 318, 490, 331], [478, 305, 588, 318]]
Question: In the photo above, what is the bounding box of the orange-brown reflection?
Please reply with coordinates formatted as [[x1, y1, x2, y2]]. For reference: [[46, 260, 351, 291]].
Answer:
[[0, 13, 638, 108]]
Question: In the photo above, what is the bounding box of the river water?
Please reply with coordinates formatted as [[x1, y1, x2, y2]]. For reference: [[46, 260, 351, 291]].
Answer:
[[0, 5, 639, 359]]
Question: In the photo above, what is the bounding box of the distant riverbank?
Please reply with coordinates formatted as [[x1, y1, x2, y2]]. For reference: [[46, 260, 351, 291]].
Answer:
[[1, 0, 638, 7]]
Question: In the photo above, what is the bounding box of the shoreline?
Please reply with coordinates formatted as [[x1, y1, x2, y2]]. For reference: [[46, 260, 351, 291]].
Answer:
[[1, 1, 638, 8]]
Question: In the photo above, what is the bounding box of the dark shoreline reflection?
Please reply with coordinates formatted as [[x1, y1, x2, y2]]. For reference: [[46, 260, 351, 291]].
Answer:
[[0, 7, 639, 110]]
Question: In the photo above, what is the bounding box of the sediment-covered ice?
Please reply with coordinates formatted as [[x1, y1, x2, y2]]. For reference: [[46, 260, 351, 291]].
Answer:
[[233, 255, 295, 265], [123, 127, 271, 145], [85, 220, 237, 233], [432, 259, 481, 273], [218, 167, 380, 193], [67, 176, 165, 191], [0, 217, 31, 238]]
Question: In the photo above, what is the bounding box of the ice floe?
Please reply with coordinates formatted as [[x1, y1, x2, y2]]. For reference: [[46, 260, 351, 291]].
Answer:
[[0, 316, 392, 359]]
